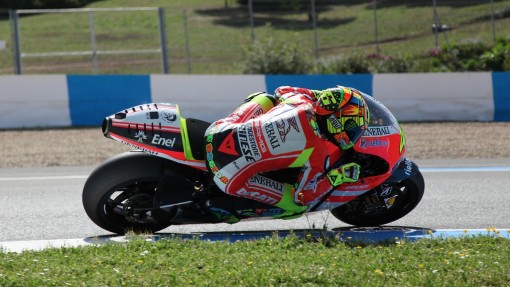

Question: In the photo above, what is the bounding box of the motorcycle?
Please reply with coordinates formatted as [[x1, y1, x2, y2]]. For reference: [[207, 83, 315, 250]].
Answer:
[[83, 92, 425, 235]]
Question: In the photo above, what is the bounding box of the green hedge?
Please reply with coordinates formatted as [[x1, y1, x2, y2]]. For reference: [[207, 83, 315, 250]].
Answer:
[[242, 38, 313, 74], [430, 38, 510, 72], [243, 37, 510, 74]]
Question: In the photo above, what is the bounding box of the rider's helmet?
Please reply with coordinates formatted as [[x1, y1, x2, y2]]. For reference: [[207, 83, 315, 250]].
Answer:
[[315, 87, 369, 150]]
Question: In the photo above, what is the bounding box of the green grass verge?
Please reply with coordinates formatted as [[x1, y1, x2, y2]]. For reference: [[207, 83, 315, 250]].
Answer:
[[1, 234, 509, 286], [0, 0, 509, 74]]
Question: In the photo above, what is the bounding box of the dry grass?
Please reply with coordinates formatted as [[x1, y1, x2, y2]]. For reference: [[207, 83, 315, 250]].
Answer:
[[1, 122, 509, 168]]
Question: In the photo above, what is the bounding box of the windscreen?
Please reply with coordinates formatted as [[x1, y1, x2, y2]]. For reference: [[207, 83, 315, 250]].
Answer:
[[360, 93, 399, 128]]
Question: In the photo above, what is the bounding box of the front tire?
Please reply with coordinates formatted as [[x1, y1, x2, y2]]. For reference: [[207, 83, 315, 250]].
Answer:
[[331, 170, 425, 227], [82, 151, 171, 234]]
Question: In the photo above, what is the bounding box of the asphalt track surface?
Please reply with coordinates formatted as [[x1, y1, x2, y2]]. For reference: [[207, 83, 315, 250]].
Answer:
[[1, 158, 509, 248]]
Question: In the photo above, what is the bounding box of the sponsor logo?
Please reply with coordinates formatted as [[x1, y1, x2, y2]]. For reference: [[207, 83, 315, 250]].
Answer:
[[328, 114, 342, 130], [255, 124, 267, 153], [264, 122, 280, 149], [384, 195, 398, 208], [134, 130, 148, 142], [276, 117, 300, 143], [205, 142, 229, 184], [236, 189, 279, 205], [255, 209, 283, 217], [363, 126, 392, 137], [238, 125, 260, 162], [218, 131, 238, 156], [379, 186, 393, 197], [360, 138, 388, 149], [253, 107, 264, 118], [121, 139, 157, 155], [404, 158, 413, 176], [303, 173, 321, 191], [151, 134, 176, 148], [161, 111, 177, 123], [344, 184, 369, 190], [248, 175, 284, 192]]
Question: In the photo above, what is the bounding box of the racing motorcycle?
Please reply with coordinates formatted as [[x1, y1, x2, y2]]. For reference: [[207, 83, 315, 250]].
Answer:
[[83, 92, 425, 235]]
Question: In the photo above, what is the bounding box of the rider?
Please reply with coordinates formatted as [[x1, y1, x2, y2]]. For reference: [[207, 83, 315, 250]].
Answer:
[[204, 85, 369, 222]]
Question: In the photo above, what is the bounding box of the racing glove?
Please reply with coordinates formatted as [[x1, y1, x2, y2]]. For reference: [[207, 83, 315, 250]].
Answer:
[[326, 162, 361, 187]]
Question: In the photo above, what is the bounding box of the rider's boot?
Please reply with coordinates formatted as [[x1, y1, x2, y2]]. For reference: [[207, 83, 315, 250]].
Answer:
[[193, 182, 240, 224], [204, 199, 240, 224], [274, 183, 307, 219]]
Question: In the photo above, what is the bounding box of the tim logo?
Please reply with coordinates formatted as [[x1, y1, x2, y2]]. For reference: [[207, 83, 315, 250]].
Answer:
[[276, 117, 300, 143]]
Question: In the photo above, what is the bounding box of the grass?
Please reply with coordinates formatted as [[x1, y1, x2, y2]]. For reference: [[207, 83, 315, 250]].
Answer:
[[1, 233, 509, 286], [0, 0, 509, 74]]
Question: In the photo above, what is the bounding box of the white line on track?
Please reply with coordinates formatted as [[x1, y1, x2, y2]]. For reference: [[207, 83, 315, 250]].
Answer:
[[1, 166, 509, 182], [0, 175, 88, 181], [421, 166, 510, 172]]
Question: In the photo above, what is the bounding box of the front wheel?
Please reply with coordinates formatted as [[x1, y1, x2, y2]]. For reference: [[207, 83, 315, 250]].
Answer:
[[331, 170, 425, 227], [82, 152, 172, 234]]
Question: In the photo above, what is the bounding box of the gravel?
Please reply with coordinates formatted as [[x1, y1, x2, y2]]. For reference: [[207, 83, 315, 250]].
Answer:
[[1, 122, 510, 168]]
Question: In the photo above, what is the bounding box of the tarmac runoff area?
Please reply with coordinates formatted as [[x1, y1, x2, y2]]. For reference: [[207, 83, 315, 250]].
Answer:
[[1, 161, 510, 253]]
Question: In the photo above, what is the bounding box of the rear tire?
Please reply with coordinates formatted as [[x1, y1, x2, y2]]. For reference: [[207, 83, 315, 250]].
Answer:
[[82, 151, 171, 234], [331, 170, 425, 227]]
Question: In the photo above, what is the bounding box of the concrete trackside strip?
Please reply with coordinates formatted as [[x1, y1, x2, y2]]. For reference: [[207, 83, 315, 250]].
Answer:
[[1, 228, 509, 253]]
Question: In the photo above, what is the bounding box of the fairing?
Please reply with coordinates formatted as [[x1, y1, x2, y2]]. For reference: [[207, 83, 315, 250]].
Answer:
[[102, 96, 409, 211], [321, 93, 407, 208], [102, 103, 207, 170]]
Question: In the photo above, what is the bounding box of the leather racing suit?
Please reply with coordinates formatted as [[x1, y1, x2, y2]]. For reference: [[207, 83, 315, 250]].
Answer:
[[204, 85, 368, 219]]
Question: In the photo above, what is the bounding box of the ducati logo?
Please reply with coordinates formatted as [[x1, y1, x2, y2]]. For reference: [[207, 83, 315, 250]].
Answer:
[[162, 111, 177, 123], [134, 130, 148, 142]]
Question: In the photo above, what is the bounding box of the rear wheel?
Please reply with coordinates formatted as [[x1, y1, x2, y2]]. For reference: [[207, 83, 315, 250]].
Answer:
[[82, 152, 172, 234], [331, 171, 425, 227]]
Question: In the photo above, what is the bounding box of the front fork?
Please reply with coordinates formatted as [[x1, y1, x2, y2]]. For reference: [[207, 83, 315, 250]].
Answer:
[[344, 184, 400, 215]]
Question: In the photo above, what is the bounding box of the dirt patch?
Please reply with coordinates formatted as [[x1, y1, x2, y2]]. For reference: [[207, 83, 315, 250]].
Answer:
[[1, 122, 509, 168]]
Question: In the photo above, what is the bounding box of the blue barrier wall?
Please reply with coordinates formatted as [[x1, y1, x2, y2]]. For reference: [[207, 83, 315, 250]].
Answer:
[[67, 75, 152, 126], [265, 74, 373, 95], [0, 73, 509, 129], [492, 72, 510, 121]]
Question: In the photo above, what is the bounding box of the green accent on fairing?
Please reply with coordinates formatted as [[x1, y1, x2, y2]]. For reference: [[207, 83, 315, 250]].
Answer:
[[327, 169, 344, 186], [289, 147, 314, 168], [399, 125, 406, 154], [179, 115, 195, 160], [274, 184, 307, 218]]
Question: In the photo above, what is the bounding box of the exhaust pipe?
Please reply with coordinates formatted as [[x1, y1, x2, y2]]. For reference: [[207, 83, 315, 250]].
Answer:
[[102, 117, 111, 138]]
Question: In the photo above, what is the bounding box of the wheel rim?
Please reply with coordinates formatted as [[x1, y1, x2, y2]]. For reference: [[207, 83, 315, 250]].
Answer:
[[99, 180, 160, 230], [332, 179, 422, 226]]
